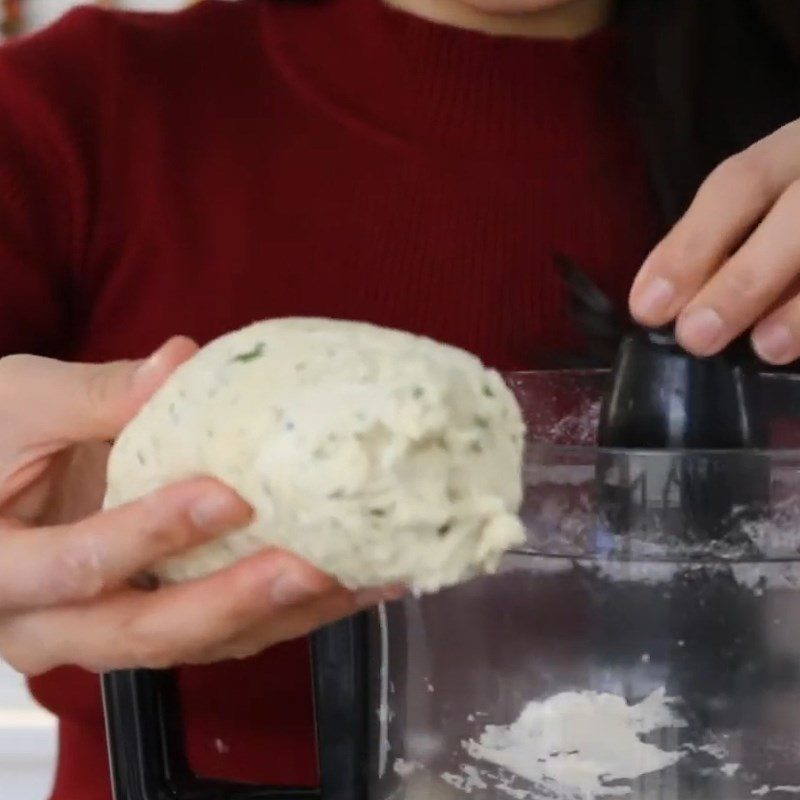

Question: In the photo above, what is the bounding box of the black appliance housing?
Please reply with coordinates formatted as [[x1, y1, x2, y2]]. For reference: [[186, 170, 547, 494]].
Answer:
[[102, 615, 369, 800]]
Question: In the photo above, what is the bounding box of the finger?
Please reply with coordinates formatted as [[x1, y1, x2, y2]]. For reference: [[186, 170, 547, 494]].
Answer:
[[752, 291, 800, 364], [0, 336, 197, 448], [1, 549, 336, 673], [2, 570, 404, 674], [674, 180, 800, 356], [747, 273, 800, 364], [0, 478, 252, 611], [190, 585, 407, 665], [117, 550, 346, 668], [630, 125, 800, 326]]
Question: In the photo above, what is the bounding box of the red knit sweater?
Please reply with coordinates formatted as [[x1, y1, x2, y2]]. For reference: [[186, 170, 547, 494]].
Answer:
[[0, 1, 659, 797]]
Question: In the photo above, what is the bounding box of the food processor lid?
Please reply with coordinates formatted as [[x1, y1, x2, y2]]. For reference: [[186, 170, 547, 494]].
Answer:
[[598, 324, 768, 451]]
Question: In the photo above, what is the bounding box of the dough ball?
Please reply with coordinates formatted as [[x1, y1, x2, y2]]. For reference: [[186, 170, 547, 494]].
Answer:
[[104, 318, 526, 594]]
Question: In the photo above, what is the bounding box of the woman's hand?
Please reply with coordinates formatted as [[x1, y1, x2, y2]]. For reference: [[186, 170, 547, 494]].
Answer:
[[0, 339, 396, 676], [629, 119, 800, 364]]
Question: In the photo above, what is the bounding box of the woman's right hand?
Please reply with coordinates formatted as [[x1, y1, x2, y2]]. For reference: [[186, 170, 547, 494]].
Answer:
[[0, 338, 396, 676]]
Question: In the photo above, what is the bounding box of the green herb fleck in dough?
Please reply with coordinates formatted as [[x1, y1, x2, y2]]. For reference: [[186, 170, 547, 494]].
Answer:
[[437, 521, 453, 537], [412, 385, 425, 399], [474, 415, 489, 429], [136, 450, 146, 466], [470, 441, 484, 454], [231, 342, 266, 363], [369, 507, 387, 517], [482, 384, 495, 398]]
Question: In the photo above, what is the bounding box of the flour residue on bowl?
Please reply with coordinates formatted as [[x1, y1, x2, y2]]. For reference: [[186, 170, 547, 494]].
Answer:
[[458, 688, 686, 798], [541, 397, 601, 447]]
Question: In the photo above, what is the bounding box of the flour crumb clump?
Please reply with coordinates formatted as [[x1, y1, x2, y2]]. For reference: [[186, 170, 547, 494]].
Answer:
[[104, 317, 526, 593]]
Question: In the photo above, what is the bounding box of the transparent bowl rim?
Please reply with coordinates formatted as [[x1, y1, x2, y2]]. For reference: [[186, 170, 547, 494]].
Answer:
[[504, 368, 800, 459]]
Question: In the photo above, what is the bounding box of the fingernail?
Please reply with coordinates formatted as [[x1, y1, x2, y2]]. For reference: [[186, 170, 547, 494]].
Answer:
[[633, 277, 675, 320], [753, 323, 793, 363], [271, 572, 318, 606], [189, 490, 251, 534], [677, 307, 725, 354], [133, 343, 168, 388]]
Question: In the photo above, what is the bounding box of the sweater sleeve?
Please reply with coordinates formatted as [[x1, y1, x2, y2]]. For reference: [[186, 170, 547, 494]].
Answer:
[[0, 8, 109, 357]]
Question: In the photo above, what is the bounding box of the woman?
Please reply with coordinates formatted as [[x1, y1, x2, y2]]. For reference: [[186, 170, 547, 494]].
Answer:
[[0, 0, 799, 798]]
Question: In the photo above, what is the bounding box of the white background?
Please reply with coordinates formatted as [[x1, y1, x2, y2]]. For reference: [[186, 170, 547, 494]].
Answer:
[[7, 0, 188, 36], [0, 660, 57, 800]]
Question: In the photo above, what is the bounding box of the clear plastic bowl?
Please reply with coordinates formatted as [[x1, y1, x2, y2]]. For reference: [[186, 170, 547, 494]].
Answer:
[[367, 370, 800, 800]]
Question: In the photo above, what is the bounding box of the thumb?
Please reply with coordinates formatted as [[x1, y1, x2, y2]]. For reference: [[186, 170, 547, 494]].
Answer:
[[0, 336, 198, 445]]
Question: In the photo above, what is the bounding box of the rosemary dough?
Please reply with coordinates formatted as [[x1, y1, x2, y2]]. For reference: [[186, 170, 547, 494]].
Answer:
[[103, 318, 526, 593]]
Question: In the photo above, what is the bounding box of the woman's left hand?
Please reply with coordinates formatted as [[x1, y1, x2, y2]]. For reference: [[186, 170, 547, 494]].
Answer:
[[629, 119, 800, 365]]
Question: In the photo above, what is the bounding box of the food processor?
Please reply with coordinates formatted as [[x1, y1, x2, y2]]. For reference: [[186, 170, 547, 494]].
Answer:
[[102, 325, 800, 800]]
